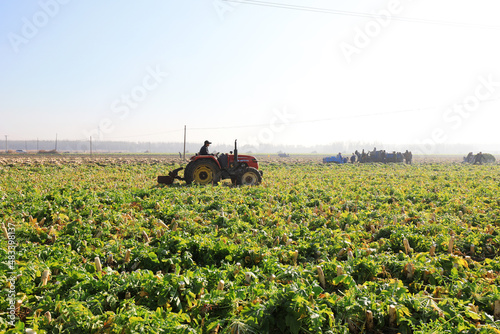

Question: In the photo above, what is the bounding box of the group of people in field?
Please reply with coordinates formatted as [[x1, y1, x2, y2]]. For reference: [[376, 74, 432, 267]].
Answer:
[[350, 148, 412, 164], [403, 150, 413, 164], [464, 152, 485, 165]]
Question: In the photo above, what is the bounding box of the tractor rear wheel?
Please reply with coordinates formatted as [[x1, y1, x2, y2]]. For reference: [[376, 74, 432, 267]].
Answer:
[[184, 160, 221, 185], [236, 167, 262, 186]]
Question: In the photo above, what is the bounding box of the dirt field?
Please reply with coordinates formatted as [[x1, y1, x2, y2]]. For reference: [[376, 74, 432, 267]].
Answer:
[[0, 153, 496, 166]]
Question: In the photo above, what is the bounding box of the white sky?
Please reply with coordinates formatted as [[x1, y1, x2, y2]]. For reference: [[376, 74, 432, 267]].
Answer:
[[1, 0, 499, 149]]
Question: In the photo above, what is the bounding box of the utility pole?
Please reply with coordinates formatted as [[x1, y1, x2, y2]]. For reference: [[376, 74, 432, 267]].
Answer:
[[55, 133, 58, 151], [90, 136, 92, 156], [183, 125, 186, 160], [4, 135, 7, 153]]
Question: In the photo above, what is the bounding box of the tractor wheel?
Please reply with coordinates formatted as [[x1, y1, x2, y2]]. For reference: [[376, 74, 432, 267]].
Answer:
[[184, 160, 221, 185], [236, 167, 262, 186]]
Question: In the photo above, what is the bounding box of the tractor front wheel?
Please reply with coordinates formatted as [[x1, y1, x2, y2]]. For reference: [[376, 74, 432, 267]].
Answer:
[[185, 160, 221, 185], [236, 167, 262, 186]]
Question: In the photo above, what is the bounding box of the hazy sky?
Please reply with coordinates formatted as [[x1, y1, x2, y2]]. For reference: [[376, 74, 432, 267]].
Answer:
[[1, 0, 499, 151]]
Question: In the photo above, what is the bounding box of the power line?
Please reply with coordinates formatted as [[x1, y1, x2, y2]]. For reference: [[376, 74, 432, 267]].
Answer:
[[87, 97, 500, 139], [188, 97, 500, 131], [103, 128, 184, 140], [224, 0, 500, 30]]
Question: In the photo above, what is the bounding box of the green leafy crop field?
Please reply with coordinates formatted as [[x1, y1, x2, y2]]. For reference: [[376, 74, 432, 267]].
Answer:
[[1, 156, 499, 333]]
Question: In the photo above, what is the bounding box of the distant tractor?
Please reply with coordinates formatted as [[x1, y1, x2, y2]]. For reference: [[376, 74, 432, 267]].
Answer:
[[158, 140, 263, 186], [323, 154, 348, 164]]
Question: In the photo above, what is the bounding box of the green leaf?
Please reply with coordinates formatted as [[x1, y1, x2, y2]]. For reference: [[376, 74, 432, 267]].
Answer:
[[312, 285, 323, 296], [465, 310, 481, 320], [129, 316, 144, 323], [286, 314, 300, 334]]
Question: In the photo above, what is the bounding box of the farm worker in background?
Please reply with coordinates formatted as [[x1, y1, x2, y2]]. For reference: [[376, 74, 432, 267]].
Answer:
[[350, 154, 356, 163], [199, 140, 211, 155], [404, 150, 412, 164], [337, 152, 343, 161], [474, 152, 483, 165]]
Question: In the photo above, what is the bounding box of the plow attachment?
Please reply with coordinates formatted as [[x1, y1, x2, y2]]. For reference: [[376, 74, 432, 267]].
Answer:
[[157, 167, 184, 185]]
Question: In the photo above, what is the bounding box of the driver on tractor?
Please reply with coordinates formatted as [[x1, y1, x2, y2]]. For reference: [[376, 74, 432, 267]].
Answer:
[[199, 140, 211, 155]]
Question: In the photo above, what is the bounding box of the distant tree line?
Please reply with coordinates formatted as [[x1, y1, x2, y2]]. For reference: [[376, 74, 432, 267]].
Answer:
[[2, 140, 498, 155]]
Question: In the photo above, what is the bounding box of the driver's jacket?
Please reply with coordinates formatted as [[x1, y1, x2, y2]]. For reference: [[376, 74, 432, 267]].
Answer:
[[199, 145, 209, 155]]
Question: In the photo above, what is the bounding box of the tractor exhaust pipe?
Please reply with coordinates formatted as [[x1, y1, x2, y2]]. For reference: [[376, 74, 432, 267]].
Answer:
[[234, 139, 238, 163]]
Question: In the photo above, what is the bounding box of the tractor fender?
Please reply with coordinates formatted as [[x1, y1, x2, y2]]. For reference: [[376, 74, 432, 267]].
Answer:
[[188, 155, 222, 169]]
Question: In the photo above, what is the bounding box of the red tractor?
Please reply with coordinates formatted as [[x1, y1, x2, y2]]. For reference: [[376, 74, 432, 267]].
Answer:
[[158, 140, 262, 185]]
